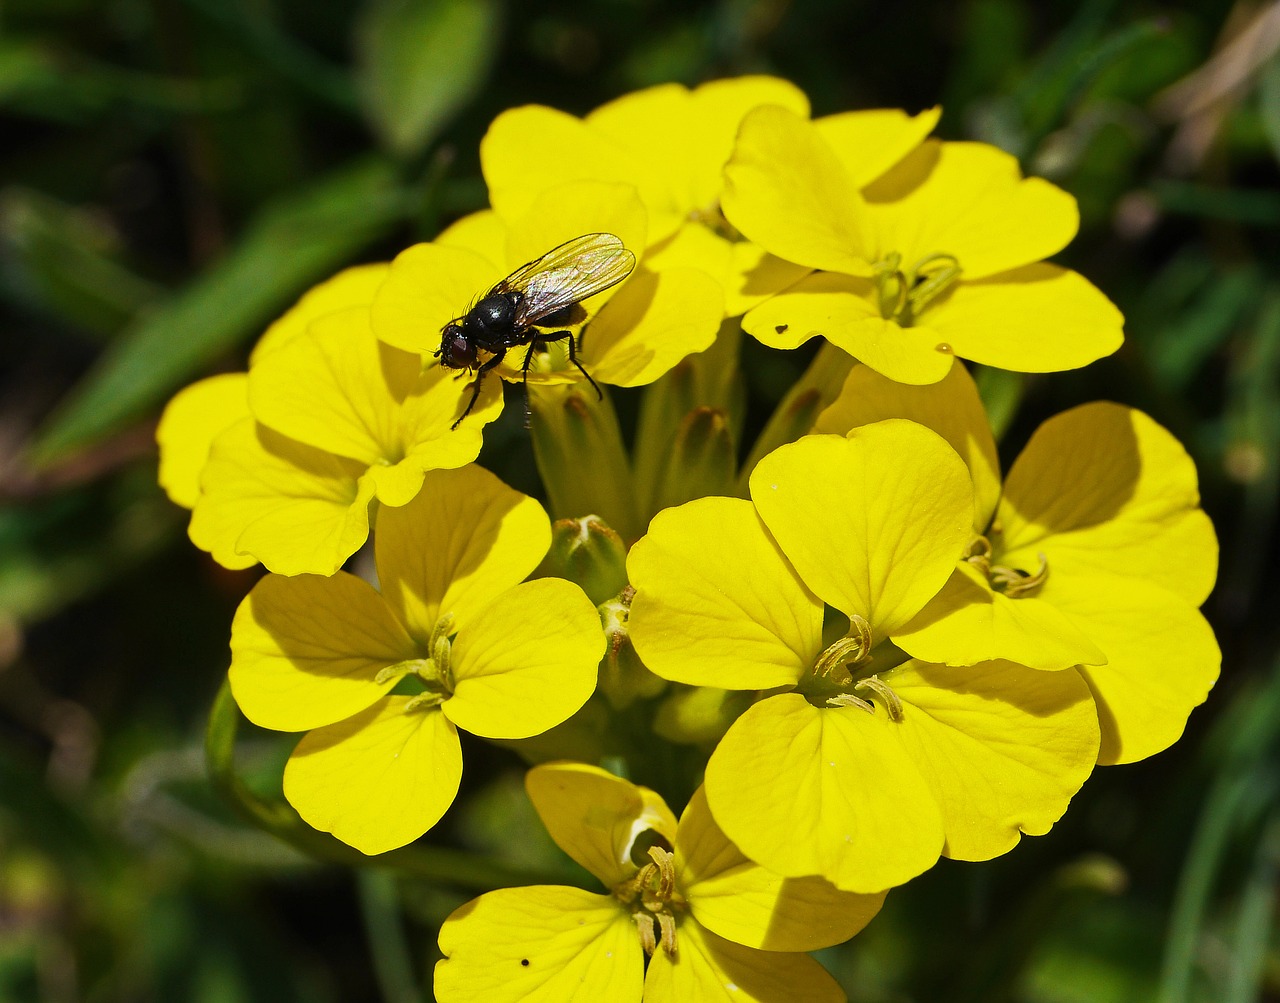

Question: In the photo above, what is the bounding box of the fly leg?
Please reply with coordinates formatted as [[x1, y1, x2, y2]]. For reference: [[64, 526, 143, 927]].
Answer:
[[453, 348, 506, 430], [538, 330, 602, 401]]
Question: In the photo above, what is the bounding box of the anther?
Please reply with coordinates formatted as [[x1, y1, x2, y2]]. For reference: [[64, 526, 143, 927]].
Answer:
[[853, 675, 904, 721]]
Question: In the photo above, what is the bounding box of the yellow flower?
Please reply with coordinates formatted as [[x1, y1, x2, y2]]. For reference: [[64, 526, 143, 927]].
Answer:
[[478, 78, 939, 315], [372, 181, 724, 395], [721, 107, 1124, 383], [435, 763, 882, 1002], [628, 420, 1100, 892], [158, 266, 501, 575], [819, 363, 1220, 764], [227, 466, 604, 853]]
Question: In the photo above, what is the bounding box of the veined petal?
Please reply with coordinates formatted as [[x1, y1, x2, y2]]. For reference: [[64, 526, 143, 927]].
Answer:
[[481, 104, 678, 239], [999, 403, 1217, 606], [283, 697, 462, 854], [374, 466, 550, 640], [503, 181, 648, 284], [446, 579, 603, 740], [628, 497, 824, 690], [371, 242, 503, 355], [889, 659, 1099, 861], [706, 695, 943, 893], [864, 141, 1079, 279], [436, 209, 506, 269], [229, 573, 416, 732], [526, 763, 677, 888], [815, 106, 941, 188], [924, 265, 1123, 374], [644, 922, 845, 1003], [156, 373, 250, 509], [741, 273, 955, 384], [587, 77, 810, 213], [435, 886, 641, 1003], [894, 563, 1107, 670], [251, 263, 391, 363], [189, 419, 374, 575], [370, 364, 505, 508], [677, 787, 884, 952], [645, 224, 811, 317], [750, 423, 973, 636], [815, 363, 1001, 531], [1046, 573, 1220, 765], [722, 105, 874, 275], [249, 307, 416, 464], [584, 268, 724, 386]]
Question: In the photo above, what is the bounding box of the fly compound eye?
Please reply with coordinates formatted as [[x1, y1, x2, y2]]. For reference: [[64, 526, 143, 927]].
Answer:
[[440, 328, 477, 369]]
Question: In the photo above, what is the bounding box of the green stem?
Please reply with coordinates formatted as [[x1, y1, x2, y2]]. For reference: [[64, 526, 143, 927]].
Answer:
[[204, 680, 572, 891], [358, 870, 422, 1003]]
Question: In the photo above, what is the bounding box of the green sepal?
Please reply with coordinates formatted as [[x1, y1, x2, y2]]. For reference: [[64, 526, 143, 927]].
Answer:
[[649, 406, 738, 516], [598, 588, 667, 710], [528, 383, 641, 540], [653, 684, 752, 746], [738, 341, 854, 491], [536, 516, 629, 606]]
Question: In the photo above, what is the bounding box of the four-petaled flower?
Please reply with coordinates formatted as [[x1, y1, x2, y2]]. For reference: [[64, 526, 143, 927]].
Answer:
[[628, 420, 1101, 892], [818, 363, 1221, 764], [435, 762, 883, 1002], [721, 107, 1124, 384], [228, 466, 604, 853]]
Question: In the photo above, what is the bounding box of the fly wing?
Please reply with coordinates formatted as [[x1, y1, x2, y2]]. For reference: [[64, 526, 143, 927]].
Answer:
[[498, 233, 637, 326]]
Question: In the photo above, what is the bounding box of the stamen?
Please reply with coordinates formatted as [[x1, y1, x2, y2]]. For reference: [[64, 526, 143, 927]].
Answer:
[[872, 251, 963, 326], [612, 846, 684, 958], [989, 552, 1049, 598], [632, 913, 657, 957], [965, 535, 993, 576], [814, 614, 873, 682], [403, 692, 446, 712], [853, 675, 904, 721]]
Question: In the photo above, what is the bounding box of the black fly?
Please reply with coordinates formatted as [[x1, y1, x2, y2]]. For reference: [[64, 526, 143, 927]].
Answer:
[[437, 232, 637, 428]]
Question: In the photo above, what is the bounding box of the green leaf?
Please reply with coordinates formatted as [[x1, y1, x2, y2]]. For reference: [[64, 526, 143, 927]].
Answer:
[[356, 0, 502, 159], [29, 158, 408, 466]]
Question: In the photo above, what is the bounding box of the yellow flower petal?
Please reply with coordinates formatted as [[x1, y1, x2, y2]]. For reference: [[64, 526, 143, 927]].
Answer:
[[502, 181, 648, 282], [371, 241, 503, 355], [864, 141, 1079, 279], [628, 497, 824, 690], [583, 268, 724, 386], [741, 273, 955, 384], [999, 403, 1217, 606], [645, 223, 811, 316], [750, 423, 973, 636], [815, 362, 1001, 531], [374, 465, 550, 639], [446, 579, 603, 740], [481, 104, 678, 239], [435, 886, 641, 1003], [1046, 574, 1220, 765], [894, 562, 1107, 670], [156, 373, 250, 509], [436, 209, 506, 268], [526, 762, 677, 888], [644, 921, 845, 1003], [189, 419, 375, 575], [722, 105, 874, 275], [889, 659, 1099, 860], [249, 307, 416, 465], [677, 787, 884, 952], [283, 696, 462, 854], [923, 264, 1124, 373], [705, 694, 943, 893], [228, 572, 415, 732], [251, 263, 391, 363], [815, 105, 941, 188]]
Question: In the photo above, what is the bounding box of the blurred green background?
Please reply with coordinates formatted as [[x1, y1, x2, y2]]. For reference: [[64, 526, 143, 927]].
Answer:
[[2, 0, 1278, 1000]]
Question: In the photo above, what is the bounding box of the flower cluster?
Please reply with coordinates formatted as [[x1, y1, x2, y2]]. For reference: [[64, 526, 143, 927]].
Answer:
[[160, 76, 1219, 1001]]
